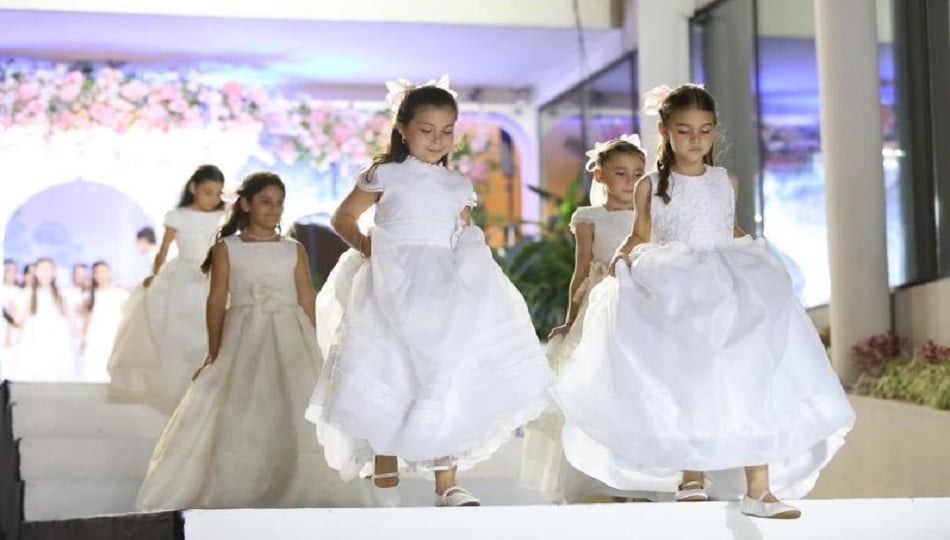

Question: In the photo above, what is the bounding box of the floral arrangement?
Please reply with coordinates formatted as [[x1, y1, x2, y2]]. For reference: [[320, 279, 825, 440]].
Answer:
[[850, 331, 950, 410], [0, 61, 495, 178]]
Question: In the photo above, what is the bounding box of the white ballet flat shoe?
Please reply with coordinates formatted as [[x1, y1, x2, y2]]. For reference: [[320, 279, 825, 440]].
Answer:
[[371, 472, 400, 508], [675, 480, 709, 502], [435, 486, 481, 507], [740, 492, 801, 519]]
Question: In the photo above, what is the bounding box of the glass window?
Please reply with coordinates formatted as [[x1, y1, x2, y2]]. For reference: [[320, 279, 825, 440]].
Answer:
[[537, 55, 637, 224], [692, 0, 905, 307]]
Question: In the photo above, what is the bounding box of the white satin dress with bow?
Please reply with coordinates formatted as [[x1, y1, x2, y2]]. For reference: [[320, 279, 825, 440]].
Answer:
[[137, 235, 365, 510]]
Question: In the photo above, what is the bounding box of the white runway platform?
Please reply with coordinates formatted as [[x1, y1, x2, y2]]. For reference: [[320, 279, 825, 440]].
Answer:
[[7, 382, 950, 540], [182, 497, 950, 540]]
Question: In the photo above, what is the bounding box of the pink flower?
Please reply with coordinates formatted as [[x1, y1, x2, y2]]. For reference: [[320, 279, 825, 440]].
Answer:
[[25, 99, 45, 115], [57, 77, 83, 103], [368, 114, 390, 133], [468, 160, 489, 180], [54, 109, 81, 129], [277, 139, 298, 164], [222, 81, 244, 97], [90, 102, 119, 127], [248, 87, 268, 106], [99, 67, 124, 84], [226, 93, 244, 112], [140, 103, 167, 127], [17, 81, 41, 101], [64, 71, 84, 87], [332, 124, 351, 146], [118, 80, 147, 102], [168, 98, 188, 114], [158, 84, 183, 103], [347, 143, 368, 163], [456, 155, 473, 174], [308, 107, 328, 125]]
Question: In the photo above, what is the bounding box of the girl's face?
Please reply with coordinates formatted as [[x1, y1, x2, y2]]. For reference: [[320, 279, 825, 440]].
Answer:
[[398, 105, 457, 164], [72, 265, 90, 288], [659, 107, 717, 166], [242, 185, 285, 231], [92, 264, 112, 287], [190, 180, 224, 212], [34, 261, 54, 286], [594, 153, 645, 207], [3, 263, 17, 285]]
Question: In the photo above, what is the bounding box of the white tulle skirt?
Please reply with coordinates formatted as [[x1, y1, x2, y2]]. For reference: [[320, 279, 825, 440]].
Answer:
[[521, 263, 658, 502], [107, 257, 210, 412], [137, 304, 366, 510], [306, 225, 552, 480], [554, 237, 855, 500]]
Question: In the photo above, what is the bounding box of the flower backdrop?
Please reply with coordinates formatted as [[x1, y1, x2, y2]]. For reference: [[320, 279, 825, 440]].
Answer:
[[0, 59, 509, 289], [0, 60, 494, 178]]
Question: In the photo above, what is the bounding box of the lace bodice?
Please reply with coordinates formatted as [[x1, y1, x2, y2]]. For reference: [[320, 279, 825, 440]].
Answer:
[[164, 208, 224, 261], [224, 236, 299, 312], [358, 157, 476, 247], [649, 166, 735, 249], [570, 206, 635, 264]]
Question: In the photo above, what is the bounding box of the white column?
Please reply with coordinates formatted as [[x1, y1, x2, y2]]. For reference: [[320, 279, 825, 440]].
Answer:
[[814, 0, 890, 382], [634, 0, 694, 166]]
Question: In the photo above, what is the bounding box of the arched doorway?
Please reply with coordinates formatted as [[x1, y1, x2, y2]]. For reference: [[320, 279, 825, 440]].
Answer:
[[3, 181, 153, 289]]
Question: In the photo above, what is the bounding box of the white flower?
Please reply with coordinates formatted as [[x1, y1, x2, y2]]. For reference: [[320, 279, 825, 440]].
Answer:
[[641, 84, 672, 116], [584, 133, 643, 172]]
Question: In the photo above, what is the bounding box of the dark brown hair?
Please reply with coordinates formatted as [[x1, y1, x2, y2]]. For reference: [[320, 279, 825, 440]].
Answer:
[[177, 164, 226, 210], [85, 260, 108, 312], [29, 258, 64, 316], [654, 84, 718, 204], [361, 86, 458, 183], [200, 171, 285, 274]]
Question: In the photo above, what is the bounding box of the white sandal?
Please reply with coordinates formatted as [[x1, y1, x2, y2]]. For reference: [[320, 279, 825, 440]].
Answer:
[[435, 486, 481, 507], [740, 492, 801, 519], [371, 471, 400, 508], [675, 480, 709, 502]]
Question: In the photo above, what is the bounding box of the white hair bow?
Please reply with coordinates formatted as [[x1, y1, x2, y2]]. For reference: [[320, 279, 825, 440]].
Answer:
[[584, 133, 643, 172], [641, 85, 673, 116], [641, 83, 706, 116], [220, 187, 239, 204], [384, 74, 458, 116]]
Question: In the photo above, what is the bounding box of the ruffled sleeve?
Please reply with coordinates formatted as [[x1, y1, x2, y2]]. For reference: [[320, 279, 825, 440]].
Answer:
[[569, 206, 595, 234], [163, 208, 184, 230], [356, 166, 385, 193]]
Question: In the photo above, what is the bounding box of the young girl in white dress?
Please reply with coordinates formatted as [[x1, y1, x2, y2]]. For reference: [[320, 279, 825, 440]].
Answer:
[[521, 135, 647, 504], [554, 84, 855, 519], [108, 165, 225, 412], [306, 77, 552, 507], [80, 261, 129, 382], [137, 172, 363, 510], [61, 263, 91, 330], [1, 259, 21, 378], [9, 258, 78, 381]]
